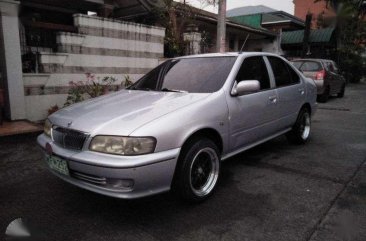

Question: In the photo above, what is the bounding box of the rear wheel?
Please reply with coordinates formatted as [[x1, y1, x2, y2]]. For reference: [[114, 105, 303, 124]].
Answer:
[[286, 108, 311, 144], [318, 86, 329, 103], [337, 84, 345, 98], [173, 138, 220, 203]]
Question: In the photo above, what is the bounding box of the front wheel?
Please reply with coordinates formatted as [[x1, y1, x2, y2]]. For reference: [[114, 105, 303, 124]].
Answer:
[[173, 138, 220, 203], [286, 108, 311, 144]]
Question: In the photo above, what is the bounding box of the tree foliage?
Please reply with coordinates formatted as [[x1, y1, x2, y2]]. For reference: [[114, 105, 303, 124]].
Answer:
[[315, 0, 366, 81], [134, 0, 217, 57]]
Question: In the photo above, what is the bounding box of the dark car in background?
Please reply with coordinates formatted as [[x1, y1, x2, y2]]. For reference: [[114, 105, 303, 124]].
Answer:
[[291, 59, 346, 103]]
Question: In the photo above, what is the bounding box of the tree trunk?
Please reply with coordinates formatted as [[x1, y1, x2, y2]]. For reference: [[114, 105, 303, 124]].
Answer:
[[168, 8, 179, 41], [302, 13, 312, 58], [216, 0, 226, 53]]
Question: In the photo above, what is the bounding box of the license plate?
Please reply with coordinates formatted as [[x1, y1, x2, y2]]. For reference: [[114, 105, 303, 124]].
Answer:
[[46, 155, 69, 176]]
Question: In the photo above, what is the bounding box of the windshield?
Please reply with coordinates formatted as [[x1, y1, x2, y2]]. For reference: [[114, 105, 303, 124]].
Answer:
[[129, 57, 237, 93]]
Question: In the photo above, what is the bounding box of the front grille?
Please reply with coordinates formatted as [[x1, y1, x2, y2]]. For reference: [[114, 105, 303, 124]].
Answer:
[[52, 126, 87, 150]]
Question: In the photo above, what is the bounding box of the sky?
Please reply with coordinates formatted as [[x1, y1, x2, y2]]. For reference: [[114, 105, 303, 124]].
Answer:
[[186, 0, 295, 15]]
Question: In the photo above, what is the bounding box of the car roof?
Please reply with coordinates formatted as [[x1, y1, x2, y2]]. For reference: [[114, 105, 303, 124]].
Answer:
[[292, 58, 333, 63], [175, 52, 283, 59]]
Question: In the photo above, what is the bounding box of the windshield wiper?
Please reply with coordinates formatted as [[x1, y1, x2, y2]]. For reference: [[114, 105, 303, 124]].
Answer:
[[161, 88, 187, 93], [128, 86, 152, 91]]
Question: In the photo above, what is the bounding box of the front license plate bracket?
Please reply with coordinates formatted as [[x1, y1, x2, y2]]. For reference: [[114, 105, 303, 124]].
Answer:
[[46, 155, 70, 176]]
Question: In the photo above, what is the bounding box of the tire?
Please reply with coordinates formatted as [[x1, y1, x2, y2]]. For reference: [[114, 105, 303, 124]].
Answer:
[[318, 86, 329, 103], [337, 84, 345, 98], [173, 138, 220, 203], [286, 108, 311, 145]]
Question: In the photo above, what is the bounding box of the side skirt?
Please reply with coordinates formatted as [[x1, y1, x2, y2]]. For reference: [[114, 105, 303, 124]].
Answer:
[[221, 128, 291, 161]]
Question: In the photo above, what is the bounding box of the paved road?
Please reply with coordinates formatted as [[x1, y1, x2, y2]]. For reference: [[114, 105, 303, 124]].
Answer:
[[1, 83, 365, 241]]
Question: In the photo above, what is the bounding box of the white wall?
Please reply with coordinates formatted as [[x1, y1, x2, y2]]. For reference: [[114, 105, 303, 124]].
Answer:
[[246, 34, 283, 55], [0, 0, 26, 120], [24, 14, 165, 121]]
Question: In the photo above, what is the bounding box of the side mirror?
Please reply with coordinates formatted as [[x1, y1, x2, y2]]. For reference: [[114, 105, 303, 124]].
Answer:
[[231, 80, 260, 96]]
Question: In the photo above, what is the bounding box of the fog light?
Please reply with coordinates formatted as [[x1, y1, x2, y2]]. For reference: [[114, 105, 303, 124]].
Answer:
[[107, 179, 134, 189]]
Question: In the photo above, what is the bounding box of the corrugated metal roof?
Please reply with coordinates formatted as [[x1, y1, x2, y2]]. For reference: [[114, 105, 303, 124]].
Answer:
[[261, 13, 284, 23], [281, 28, 335, 44]]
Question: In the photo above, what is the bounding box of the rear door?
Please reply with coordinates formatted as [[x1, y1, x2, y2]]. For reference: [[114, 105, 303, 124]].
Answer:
[[329, 61, 344, 93], [323, 61, 338, 94], [266, 56, 305, 130]]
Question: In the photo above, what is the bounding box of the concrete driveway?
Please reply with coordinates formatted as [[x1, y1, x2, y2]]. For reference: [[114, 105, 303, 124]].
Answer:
[[1, 83, 365, 241]]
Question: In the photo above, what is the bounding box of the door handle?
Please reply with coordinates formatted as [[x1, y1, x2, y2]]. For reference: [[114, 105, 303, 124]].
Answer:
[[298, 89, 305, 95], [268, 95, 277, 103]]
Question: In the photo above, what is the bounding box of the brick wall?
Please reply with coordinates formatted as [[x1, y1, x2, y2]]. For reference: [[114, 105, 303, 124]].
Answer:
[[294, 0, 335, 28]]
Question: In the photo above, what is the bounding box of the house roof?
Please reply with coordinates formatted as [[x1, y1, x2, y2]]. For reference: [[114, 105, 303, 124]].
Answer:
[[176, 3, 276, 37], [226, 5, 304, 29], [281, 28, 335, 45], [227, 5, 277, 17], [229, 14, 263, 29], [262, 11, 305, 27]]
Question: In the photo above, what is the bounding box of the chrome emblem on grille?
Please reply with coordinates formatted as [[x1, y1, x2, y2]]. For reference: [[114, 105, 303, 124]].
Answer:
[[67, 121, 72, 128]]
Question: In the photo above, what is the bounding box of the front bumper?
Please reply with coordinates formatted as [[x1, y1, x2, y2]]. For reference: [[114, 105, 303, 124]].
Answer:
[[37, 134, 180, 199]]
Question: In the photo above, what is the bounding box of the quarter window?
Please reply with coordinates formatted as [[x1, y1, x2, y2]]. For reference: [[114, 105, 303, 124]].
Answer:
[[268, 56, 300, 87], [235, 56, 271, 90]]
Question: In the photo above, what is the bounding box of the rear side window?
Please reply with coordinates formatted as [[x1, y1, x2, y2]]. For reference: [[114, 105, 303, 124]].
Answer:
[[298, 61, 322, 72], [288, 65, 300, 83], [268, 56, 300, 87], [235, 56, 271, 90], [324, 61, 333, 71]]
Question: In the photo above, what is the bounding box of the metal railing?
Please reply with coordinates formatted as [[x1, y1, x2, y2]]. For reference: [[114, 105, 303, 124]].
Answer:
[[19, 21, 77, 73]]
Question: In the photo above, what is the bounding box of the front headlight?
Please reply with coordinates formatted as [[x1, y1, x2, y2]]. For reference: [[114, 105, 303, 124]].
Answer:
[[89, 136, 156, 156], [44, 119, 52, 137]]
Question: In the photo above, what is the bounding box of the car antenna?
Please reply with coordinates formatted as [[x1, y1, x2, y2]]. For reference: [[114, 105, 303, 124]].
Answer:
[[239, 34, 250, 54]]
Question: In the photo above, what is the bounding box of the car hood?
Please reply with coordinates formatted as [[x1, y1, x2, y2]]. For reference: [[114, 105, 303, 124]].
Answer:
[[49, 90, 210, 135]]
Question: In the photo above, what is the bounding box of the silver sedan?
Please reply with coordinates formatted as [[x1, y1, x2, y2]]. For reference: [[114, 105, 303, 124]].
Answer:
[[38, 52, 317, 202]]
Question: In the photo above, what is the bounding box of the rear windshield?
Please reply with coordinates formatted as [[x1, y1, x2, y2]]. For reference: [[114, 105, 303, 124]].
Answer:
[[291, 61, 303, 69], [293, 61, 322, 72], [129, 57, 237, 93]]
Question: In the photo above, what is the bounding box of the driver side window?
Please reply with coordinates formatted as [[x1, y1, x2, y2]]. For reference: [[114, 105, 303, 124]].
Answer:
[[235, 56, 271, 90]]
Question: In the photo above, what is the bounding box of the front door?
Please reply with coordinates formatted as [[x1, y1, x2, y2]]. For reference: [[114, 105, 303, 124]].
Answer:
[[226, 56, 279, 152]]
